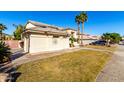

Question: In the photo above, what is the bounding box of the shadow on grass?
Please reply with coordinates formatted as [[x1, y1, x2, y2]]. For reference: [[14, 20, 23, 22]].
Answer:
[[10, 72, 21, 82]]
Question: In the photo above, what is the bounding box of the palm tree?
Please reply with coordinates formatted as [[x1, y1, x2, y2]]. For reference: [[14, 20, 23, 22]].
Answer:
[[79, 12, 88, 45], [0, 24, 7, 40], [75, 15, 81, 43]]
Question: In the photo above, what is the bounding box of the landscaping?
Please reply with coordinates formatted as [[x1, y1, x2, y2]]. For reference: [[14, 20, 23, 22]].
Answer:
[[16, 49, 112, 82], [0, 41, 11, 64]]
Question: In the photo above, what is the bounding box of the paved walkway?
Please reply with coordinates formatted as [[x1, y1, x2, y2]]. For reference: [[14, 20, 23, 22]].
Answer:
[[96, 45, 124, 82]]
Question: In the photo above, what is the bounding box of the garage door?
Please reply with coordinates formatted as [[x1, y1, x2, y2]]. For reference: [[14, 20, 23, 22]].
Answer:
[[29, 35, 48, 53]]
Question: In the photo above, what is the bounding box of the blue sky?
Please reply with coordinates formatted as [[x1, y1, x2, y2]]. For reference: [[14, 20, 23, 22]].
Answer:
[[0, 11, 124, 36]]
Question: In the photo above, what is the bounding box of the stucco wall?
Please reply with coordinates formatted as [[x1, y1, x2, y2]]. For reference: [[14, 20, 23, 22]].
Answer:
[[23, 34, 29, 52], [83, 39, 97, 45], [29, 34, 69, 53], [4, 40, 19, 49], [66, 29, 78, 39], [26, 23, 36, 29]]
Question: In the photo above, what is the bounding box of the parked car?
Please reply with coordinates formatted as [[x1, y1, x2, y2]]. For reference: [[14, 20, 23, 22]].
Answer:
[[89, 40, 106, 45], [119, 40, 124, 45]]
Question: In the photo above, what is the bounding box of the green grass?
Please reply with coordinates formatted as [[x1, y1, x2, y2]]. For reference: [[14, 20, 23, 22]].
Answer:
[[16, 50, 112, 82]]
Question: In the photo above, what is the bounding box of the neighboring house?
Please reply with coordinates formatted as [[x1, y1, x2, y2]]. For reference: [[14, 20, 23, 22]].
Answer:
[[81, 34, 101, 45], [65, 28, 78, 39], [0, 33, 13, 40], [120, 37, 124, 45], [65, 28, 79, 46], [122, 37, 124, 41], [65, 28, 100, 45], [22, 20, 70, 53]]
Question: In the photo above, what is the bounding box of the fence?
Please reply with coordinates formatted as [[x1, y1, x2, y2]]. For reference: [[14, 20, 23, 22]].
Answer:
[[4, 40, 20, 49]]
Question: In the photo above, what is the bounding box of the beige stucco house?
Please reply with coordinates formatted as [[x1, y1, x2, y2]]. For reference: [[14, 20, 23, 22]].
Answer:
[[80, 34, 101, 45], [65, 28, 100, 46], [22, 20, 70, 53], [65, 28, 79, 46]]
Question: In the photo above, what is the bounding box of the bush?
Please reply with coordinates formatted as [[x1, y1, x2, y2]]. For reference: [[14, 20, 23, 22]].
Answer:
[[0, 41, 11, 63], [69, 36, 76, 47]]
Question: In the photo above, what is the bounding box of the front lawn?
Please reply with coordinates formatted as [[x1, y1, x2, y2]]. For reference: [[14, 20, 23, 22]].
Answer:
[[85, 45, 117, 52], [16, 50, 112, 82]]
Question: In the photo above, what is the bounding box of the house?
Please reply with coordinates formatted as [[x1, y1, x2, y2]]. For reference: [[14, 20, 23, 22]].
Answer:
[[120, 37, 124, 45], [65, 28, 78, 39], [22, 20, 70, 53], [81, 34, 101, 45], [65, 28, 100, 46], [0, 33, 13, 40], [65, 28, 79, 46]]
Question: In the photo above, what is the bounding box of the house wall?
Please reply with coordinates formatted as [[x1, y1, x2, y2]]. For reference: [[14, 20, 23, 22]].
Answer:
[[83, 39, 97, 45], [29, 34, 69, 53], [26, 23, 36, 29], [24, 36, 27, 52], [66, 29, 78, 39], [23, 34, 30, 53]]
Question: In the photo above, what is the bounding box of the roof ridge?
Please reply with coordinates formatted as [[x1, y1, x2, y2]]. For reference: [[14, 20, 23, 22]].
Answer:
[[28, 20, 64, 30]]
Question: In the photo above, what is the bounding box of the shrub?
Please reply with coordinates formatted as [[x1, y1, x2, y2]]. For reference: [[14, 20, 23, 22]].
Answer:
[[0, 41, 11, 63], [69, 36, 76, 47]]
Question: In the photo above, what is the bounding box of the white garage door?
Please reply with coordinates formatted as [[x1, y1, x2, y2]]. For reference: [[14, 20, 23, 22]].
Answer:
[[29, 35, 48, 53]]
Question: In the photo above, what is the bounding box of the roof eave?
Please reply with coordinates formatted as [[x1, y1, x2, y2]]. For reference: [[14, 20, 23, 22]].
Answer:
[[23, 29, 69, 36]]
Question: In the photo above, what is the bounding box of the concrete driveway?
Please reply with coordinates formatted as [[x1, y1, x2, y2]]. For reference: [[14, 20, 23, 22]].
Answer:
[[96, 45, 124, 82]]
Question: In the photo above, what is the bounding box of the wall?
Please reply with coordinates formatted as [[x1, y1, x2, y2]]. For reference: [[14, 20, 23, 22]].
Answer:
[[4, 40, 19, 49], [29, 34, 70, 53], [26, 23, 36, 29], [83, 39, 97, 45], [66, 29, 78, 39], [23, 34, 29, 52]]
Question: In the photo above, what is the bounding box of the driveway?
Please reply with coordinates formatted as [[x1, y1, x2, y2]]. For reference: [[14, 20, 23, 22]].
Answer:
[[96, 45, 124, 82]]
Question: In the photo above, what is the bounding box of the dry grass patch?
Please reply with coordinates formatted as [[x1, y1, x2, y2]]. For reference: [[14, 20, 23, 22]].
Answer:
[[16, 50, 112, 82], [85, 45, 117, 52]]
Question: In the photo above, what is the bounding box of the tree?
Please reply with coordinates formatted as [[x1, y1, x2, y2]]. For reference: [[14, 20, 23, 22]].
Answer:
[[110, 33, 122, 43], [0, 41, 11, 63], [0, 24, 7, 40], [79, 12, 88, 45], [102, 32, 122, 47], [13, 25, 24, 40], [102, 33, 111, 46], [75, 15, 81, 43]]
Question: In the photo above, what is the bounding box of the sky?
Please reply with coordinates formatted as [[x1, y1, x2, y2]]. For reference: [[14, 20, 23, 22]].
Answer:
[[0, 11, 124, 36]]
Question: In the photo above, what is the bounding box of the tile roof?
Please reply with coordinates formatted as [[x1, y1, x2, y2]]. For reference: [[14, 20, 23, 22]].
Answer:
[[28, 20, 64, 30], [24, 20, 69, 36]]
